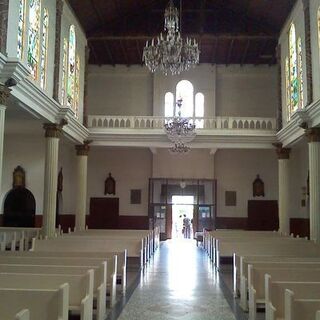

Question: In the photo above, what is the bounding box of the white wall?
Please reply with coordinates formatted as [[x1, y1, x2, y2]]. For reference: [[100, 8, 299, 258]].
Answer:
[[87, 65, 153, 116], [0, 134, 77, 216], [216, 65, 278, 117], [215, 149, 278, 218], [152, 148, 214, 179], [87, 147, 152, 216]]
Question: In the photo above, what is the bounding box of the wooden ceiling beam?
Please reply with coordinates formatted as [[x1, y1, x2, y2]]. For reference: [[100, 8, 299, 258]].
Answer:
[[226, 39, 235, 66], [120, 40, 130, 66], [88, 42, 100, 65], [211, 38, 218, 64], [241, 39, 250, 66], [103, 41, 115, 66], [88, 33, 277, 42]]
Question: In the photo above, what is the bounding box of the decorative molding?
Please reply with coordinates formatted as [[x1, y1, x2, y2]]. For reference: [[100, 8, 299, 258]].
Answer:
[[83, 46, 90, 127], [43, 120, 67, 138], [75, 140, 91, 156], [306, 127, 320, 143], [273, 143, 291, 159], [0, 83, 10, 105], [53, 0, 64, 102], [276, 44, 282, 131]]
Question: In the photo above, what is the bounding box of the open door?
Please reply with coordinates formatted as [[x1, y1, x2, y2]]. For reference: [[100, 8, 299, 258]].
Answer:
[[166, 205, 172, 239]]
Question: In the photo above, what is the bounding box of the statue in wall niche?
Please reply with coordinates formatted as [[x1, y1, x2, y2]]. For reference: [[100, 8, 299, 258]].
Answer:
[[105, 173, 116, 195], [253, 174, 265, 197], [12, 166, 26, 188]]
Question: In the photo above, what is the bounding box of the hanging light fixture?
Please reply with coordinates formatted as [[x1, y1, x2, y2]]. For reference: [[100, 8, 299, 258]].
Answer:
[[142, 0, 200, 76], [165, 98, 196, 153]]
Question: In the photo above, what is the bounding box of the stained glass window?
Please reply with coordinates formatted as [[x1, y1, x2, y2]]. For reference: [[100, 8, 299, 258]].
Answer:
[[195, 93, 204, 128], [297, 38, 304, 109], [285, 57, 291, 119], [27, 0, 41, 80], [74, 55, 80, 117], [17, 0, 26, 60], [61, 38, 68, 105], [67, 25, 76, 109], [289, 24, 298, 114], [165, 92, 174, 117], [40, 8, 49, 89], [176, 80, 194, 117]]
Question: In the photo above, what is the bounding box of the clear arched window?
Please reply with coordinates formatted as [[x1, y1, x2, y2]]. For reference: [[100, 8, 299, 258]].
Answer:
[[285, 57, 290, 116], [61, 38, 68, 105], [289, 24, 298, 116], [67, 25, 76, 109], [176, 80, 194, 117], [195, 93, 204, 128], [17, 0, 26, 60], [297, 38, 304, 109], [74, 55, 80, 118], [40, 8, 49, 89], [165, 92, 174, 117], [27, 0, 41, 80]]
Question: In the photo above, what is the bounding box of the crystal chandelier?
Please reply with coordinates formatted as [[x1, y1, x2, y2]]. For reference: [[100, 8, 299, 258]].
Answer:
[[142, 0, 200, 76], [164, 98, 196, 153]]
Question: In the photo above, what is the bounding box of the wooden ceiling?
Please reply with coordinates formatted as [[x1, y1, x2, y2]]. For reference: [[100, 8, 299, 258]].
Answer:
[[68, 0, 296, 66]]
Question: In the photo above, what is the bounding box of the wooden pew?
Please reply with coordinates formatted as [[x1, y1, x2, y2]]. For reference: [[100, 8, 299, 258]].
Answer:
[[0, 249, 127, 294], [0, 255, 117, 308], [285, 289, 320, 320], [247, 266, 320, 319], [0, 271, 94, 320], [15, 309, 29, 320], [32, 237, 145, 267], [0, 284, 69, 320], [237, 258, 320, 301], [265, 275, 320, 320]]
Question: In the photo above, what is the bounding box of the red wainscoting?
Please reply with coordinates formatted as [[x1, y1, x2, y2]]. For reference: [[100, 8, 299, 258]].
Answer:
[[290, 218, 310, 238], [215, 217, 248, 230]]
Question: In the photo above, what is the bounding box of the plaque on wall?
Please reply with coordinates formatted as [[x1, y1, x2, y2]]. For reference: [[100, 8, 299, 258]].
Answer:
[[105, 173, 116, 195], [131, 189, 141, 204], [13, 166, 25, 188], [253, 174, 265, 197], [225, 191, 236, 206]]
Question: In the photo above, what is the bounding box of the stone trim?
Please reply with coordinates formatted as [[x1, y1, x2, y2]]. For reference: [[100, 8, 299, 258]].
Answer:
[[273, 143, 291, 159], [0, 0, 9, 55], [0, 83, 11, 105], [306, 127, 320, 143]]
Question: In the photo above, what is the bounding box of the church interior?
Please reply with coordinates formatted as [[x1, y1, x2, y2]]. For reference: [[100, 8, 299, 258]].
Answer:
[[1, 0, 320, 319]]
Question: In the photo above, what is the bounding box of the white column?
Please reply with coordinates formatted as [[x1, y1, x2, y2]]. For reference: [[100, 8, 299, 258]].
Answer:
[[307, 128, 320, 243], [275, 145, 291, 234], [75, 143, 90, 231], [42, 123, 63, 238], [0, 85, 10, 196]]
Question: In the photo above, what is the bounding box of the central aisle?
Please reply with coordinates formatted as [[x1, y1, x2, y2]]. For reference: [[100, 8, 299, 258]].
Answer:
[[117, 239, 237, 320]]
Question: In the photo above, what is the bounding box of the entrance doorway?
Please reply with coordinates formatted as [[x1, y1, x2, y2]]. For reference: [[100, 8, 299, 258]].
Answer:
[[172, 195, 194, 239]]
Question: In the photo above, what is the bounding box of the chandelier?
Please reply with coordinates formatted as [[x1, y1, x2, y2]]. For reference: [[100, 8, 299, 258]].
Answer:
[[142, 0, 200, 75], [164, 98, 196, 153]]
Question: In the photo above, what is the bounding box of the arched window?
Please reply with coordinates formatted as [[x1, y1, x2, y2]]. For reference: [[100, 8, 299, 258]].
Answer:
[[27, 0, 41, 80], [61, 38, 68, 105], [195, 93, 204, 128], [67, 25, 76, 109], [285, 57, 290, 115], [289, 24, 298, 115], [40, 8, 49, 89], [297, 37, 304, 109], [17, 0, 26, 60], [176, 80, 194, 117], [165, 92, 174, 117]]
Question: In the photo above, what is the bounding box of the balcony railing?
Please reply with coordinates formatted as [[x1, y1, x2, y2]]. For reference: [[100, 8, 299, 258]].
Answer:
[[88, 115, 277, 131]]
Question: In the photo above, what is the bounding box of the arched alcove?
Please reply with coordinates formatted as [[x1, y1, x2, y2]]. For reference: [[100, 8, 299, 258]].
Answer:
[[3, 188, 36, 227]]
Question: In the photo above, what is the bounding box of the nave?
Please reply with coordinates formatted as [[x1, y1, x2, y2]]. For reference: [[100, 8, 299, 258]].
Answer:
[[113, 240, 242, 320]]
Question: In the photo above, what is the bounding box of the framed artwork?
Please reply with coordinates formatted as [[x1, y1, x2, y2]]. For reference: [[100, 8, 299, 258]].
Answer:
[[13, 166, 25, 188], [225, 191, 236, 206], [253, 174, 265, 197], [131, 189, 141, 204]]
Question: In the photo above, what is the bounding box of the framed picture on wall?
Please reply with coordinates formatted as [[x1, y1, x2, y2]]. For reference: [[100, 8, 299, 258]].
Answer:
[[131, 189, 141, 204]]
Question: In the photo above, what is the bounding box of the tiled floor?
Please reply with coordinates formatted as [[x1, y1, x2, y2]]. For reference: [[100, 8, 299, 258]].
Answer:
[[113, 239, 246, 320]]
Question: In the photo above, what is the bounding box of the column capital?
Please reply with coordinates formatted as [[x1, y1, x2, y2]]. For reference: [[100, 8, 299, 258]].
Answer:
[[0, 84, 11, 106], [75, 140, 91, 156], [273, 143, 291, 159], [43, 119, 67, 138], [306, 127, 320, 143]]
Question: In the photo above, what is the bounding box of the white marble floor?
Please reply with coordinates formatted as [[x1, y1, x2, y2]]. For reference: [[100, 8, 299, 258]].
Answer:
[[117, 239, 237, 320]]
